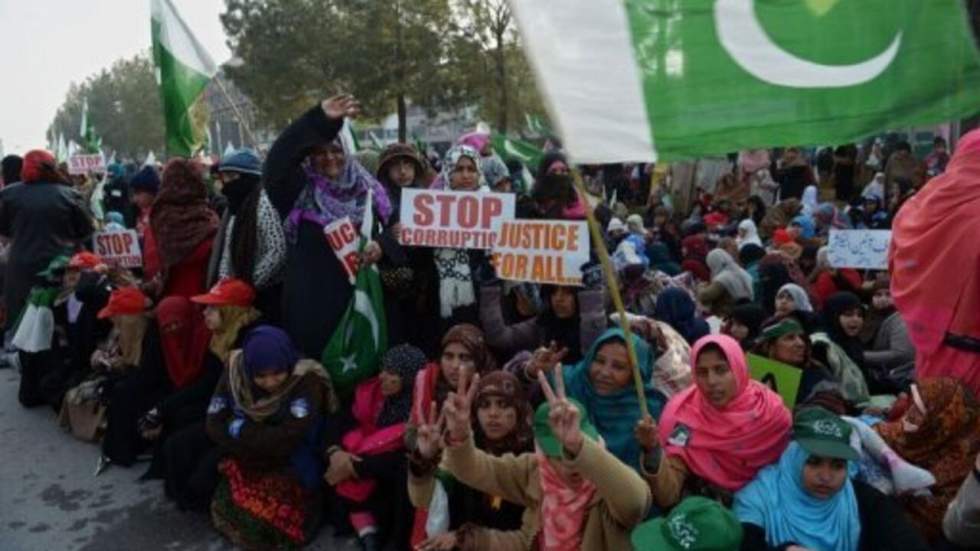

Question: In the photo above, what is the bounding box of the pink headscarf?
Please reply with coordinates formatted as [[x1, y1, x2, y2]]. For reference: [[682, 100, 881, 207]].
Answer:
[[457, 131, 491, 153], [536, 449, 597, 551], [658, 334, 791, 491], [890, 129, 980, 395]]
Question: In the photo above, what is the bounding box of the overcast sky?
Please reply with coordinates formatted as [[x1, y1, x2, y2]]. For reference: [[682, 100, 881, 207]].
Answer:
[[0, 0, 232, 156]]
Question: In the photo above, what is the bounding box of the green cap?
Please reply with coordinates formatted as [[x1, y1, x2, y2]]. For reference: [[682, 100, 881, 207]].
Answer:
[[631, 496, 743, 551], [533, 398, 599, 458], [793, 407, 858, 461], [760, 317, 805, 342], [37, 255, 70, 280]]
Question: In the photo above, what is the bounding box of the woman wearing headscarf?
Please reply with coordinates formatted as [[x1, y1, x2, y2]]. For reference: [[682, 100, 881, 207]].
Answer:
[[526, 328, 666, 472], [680, 234, 711, 283], [813, 202, 850, 237], [861, 279, 915, 393], [890, 129, 980, 396], [373, 143, 438, 351], [480, 282, 605, 365], [142, 159, 219, 300], [409, 324, 497, 432], [206, 149, 286, 322], [0, 150, 93, 335], [207, 326, 339, 549], [645, 241, 681, 276], [774, 283, 813, 318], [736, 219, 763, 251], [723, 303, 767, 351], [100, 293, 211, 471], [425, 146, 491, 336], [143, 279, 263, 495], [263, 95, 392, 359], [759, 198, 801, 239], [413, 366, 651, 550], [775, 147, 814, 201], [534, 151, 586, 220], [875, 378, 980, 543], [809, 246, 862, 310], [640, 335, 790, 509], [699, 249, 755, 317], [735, 407, 929, 551], [654, 288, 710, 346], [409, 371, 536, 551], [810, 292, 871, 408], [327, 344, 426, 551], [756, 315, 836, 408]]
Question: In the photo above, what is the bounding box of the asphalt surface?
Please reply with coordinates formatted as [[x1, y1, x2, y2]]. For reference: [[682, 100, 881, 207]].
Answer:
[[0, 367, 360, 551]]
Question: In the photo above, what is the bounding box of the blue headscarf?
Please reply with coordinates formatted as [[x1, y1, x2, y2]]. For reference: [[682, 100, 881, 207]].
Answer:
[[559, 328, 665, 471], [734, 442, 860, 551], [645, 242, 681, 275], [242, 326, 300, 377], [654, 288, 710, 345], [790, 215, 816, 240]]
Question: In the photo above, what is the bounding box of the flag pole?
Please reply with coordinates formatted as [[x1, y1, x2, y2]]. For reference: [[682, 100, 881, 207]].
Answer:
[[212, 73, 259, 148], [572, 171, 650, 419]]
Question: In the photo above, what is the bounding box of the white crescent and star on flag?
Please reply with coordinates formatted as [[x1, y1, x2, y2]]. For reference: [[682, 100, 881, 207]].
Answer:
[[714, 0, 902, 89]]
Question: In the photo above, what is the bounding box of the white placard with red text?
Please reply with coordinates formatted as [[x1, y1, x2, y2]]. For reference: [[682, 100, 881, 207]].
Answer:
[[398, 189, 515, 250], [68, 154, 106, 175], [491, 219, 589, 286], [324, 217, 360, 284], [93, 228, 142, 269]]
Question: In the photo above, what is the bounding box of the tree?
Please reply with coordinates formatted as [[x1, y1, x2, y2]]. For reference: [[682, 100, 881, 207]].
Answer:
[[451, 0, 547, 135], [221, 0, 466, 142], [47, 54, 165, 160]]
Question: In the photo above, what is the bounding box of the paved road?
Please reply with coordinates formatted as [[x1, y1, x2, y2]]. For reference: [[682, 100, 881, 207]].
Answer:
[[0, 369, 359, 551]]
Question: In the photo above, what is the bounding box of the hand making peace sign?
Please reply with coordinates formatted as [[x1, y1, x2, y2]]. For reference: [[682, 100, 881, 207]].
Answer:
[[415, 400, 445, 460], [442, 366, 480, 445], [537, 367, 584, 457]]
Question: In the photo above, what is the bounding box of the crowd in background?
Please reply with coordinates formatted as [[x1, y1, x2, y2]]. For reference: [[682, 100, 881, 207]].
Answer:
[[0, 94, 978, 551]]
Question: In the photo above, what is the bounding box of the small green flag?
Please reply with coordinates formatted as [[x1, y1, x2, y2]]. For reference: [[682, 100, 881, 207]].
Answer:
[[321, 191, 388, 396], [491, 134, 544, 169], [151, 0, 217, 157], [79, 99, 103, 154], [510, 0, 980, 162]]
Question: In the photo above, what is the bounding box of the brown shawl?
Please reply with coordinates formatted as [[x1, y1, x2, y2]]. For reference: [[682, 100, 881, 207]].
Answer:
[[150, 159, 219, 270], [227, 352, 338, 422], [876, 378, 980, 541]]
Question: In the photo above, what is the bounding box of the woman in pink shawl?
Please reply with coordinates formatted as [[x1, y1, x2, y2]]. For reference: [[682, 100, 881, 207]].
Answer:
[[890, 129, 980, 396], [636, 334, 791, 509]]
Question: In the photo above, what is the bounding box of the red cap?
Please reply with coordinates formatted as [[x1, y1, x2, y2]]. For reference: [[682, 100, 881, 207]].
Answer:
[[773, 228, 794, 246], [69, 252, 103, 270], [190, 278, 255, 307], [22, 150, 56, 183], [98, 287, 148, 319]]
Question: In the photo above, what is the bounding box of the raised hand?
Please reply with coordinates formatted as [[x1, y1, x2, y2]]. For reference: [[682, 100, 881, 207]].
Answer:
[[634, 415, 659, 452], [443, 367, 479, 444], [537, 368, 584, 456], [526, 341, 569, 379], [416, 400, 445, 459], [321, 94, 361, 120]]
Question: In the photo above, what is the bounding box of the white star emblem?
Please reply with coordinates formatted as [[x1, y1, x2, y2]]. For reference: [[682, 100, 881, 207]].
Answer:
[[340, 355, 357, 373]]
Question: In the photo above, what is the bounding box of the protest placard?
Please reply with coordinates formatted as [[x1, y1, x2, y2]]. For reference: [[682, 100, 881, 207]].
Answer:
[[747, 354, 802, 409], [827, 229, 891, 270], [68, 154, 106, 175], [93, 228, 142, 269], [323, 216, 360, 284], [491, 219, 589, 286], [398, 189, 515, 250]]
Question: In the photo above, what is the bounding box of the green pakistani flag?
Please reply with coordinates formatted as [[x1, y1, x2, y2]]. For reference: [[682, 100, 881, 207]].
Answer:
[[491, 134, 544, 169], [151, 0, 217, 157], [510, 0, 980, 162], [79, 99, 103, 153], [321, 190, 388, 397]]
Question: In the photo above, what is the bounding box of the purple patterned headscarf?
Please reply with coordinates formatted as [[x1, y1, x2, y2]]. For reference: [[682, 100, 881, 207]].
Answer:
[[285, 148, 393, 242]]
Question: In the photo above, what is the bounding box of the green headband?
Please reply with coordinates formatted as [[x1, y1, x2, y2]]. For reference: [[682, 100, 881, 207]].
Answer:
[[761, 318, 805, 341]]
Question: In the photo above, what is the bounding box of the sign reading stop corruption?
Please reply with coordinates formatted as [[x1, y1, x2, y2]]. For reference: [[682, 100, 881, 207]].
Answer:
[[398, 189, 515, 250], [93, 228, 142, 269], [510, 0, 980, 162]]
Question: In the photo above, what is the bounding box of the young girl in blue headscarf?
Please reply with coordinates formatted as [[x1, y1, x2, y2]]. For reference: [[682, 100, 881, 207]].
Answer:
[[734, 407, 928, 551]]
